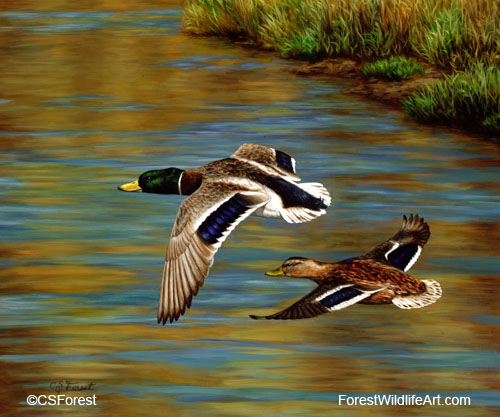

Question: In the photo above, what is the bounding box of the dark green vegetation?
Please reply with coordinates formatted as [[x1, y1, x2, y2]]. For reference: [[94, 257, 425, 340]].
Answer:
[[362, 57, 425, 81], [404, 64, 500, 133], [183, 0, 500, 134]]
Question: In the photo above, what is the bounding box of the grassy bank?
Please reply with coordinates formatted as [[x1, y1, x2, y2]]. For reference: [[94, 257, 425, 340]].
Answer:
[[404, 64, 500, 132], [362, 57, 425, 81], [183, 0, 500, 134]]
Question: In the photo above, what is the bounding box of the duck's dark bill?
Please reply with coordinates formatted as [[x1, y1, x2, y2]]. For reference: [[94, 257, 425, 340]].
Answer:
[[265, 266, 284, 276], [118, 179, 142, 192]]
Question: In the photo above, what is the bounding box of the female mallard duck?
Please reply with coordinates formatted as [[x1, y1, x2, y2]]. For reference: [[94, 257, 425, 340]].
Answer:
[[118, 144, 331, 324], [250, 214, 441, 320]]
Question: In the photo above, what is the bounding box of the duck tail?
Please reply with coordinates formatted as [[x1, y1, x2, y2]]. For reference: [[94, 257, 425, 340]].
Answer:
[[296, 182, 332, 208], [279, 181, 331, 223], [280, 206, 326, 223], [392, 280, 442, 309]]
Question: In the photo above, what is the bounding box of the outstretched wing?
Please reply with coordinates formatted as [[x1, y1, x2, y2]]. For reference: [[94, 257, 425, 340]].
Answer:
[[360, 214, 430, 272], [250, 283, 383, 321], [230, 143, 300, 181], [158, 182, 269, 324]]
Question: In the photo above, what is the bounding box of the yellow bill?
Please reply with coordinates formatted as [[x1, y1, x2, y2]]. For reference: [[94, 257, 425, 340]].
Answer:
[[118, 179, 142, 192], [265, 265, 284, 276]]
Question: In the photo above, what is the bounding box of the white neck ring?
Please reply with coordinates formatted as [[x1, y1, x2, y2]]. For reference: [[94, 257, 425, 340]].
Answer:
[[177, 172, 184, 195]]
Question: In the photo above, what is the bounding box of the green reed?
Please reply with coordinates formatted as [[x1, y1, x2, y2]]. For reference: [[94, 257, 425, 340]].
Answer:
[[403, 64, 500, 133], [183, 0, 500, 133], [362, 57, 425, 81], [184, 0, 498, 67]]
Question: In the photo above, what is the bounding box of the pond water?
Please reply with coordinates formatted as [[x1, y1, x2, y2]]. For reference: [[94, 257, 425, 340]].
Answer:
[[1, 1, 499, 416]]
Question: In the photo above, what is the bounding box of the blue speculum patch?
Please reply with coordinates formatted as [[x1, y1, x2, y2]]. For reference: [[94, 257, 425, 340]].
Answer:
[[387, 243, 418, 270], [319, 286, 362, 308], [275, 150, 293, 172], [197, 194, 249, 244]]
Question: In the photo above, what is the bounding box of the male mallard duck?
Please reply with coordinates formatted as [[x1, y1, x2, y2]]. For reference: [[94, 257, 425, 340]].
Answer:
[[118, 144, 331, 324], [250, 214, 441, 320]]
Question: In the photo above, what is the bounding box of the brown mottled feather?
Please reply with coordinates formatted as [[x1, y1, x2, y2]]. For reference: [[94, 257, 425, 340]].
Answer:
[[251, 214, 440, 320], [231, 143, 300, 181]]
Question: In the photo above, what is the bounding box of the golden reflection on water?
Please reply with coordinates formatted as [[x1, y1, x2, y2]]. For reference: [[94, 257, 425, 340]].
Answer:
[[1, 1, 499, 416], [2, 312, 499, 416]]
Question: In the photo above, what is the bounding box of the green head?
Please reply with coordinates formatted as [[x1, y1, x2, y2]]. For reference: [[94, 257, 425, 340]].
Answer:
[[118, 168, 184, 194]]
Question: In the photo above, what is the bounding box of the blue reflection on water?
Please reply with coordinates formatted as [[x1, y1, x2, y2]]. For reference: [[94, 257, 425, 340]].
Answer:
[[0, 3, 499, 415]]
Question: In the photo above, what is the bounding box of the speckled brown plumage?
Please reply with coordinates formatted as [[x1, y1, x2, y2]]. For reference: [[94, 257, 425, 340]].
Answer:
[[251, 214, 442, 320], [312, 260, 427, 303]]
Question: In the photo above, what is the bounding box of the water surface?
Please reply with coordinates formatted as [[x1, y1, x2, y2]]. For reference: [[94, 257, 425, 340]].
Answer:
[[1, 1, 499, 416]]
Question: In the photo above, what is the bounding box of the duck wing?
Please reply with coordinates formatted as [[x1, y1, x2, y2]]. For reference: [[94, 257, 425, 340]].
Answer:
[[250, 283, 383, 320], [359, 214, 430, 272], [230, 143, 300, 181], [158, 182, 270, 324]]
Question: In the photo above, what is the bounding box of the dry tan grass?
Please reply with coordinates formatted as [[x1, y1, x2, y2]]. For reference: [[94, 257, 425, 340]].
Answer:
[[184, 0, 500, 69], [184, 0, 500, 133]]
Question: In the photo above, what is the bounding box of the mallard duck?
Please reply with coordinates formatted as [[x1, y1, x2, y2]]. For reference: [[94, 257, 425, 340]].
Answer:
[[118, 144, 331, 324], [250, 214, 441, 320]]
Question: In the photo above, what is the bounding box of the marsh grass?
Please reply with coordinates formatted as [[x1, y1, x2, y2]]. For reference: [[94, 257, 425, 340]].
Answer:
[[362, 57, 426, 81], [184, 0, 499, 68], [184, 0, 500, 133], [403, 64, 500, 133]]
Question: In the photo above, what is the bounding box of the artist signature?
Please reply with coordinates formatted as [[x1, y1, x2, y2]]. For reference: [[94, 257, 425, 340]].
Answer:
[[49, 381, 96, 394]]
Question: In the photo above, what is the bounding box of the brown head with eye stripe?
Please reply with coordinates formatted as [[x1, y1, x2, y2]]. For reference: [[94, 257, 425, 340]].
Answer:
[[266, 257, 328, 280]]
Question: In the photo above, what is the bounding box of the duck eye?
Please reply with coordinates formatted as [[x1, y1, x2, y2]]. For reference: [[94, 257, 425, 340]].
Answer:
[[285, 263, 292, 267]]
